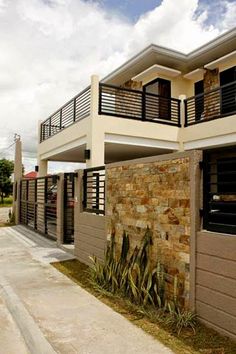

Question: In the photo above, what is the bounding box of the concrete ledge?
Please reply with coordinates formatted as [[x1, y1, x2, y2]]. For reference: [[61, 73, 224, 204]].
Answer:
[[0, 277, 56, 354]]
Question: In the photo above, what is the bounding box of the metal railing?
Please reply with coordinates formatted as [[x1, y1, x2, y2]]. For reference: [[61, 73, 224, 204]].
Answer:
[[40, 86, 91, 142], [83, 166, 105, 215], [185, 81, 236, 126], [99, 83, 181, 126]]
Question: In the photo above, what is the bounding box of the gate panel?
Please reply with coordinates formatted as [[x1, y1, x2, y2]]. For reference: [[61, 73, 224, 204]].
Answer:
[[27, 179, 36, 229], [19, 175, 58, 241], [63, 173, 76, 244], [37, 178, 46, 234], [20, 180, 27, 224], [45, 176, 57, 240]]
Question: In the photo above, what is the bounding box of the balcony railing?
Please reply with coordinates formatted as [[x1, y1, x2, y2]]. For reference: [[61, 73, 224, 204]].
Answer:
[[184, 81, 236, 127], [99, 83, 181, 126], [40, 86, 91, 142]]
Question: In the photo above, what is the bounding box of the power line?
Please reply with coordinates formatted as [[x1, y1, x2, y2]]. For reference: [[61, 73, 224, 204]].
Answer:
[[0, 141, 16, 158]]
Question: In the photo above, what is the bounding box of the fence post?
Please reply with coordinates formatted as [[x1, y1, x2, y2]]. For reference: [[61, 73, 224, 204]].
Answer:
[[189, 150, 203, 312], [74, 169, 84, 253], [14, 181, 21, 224], [56, 173, 64, 245]]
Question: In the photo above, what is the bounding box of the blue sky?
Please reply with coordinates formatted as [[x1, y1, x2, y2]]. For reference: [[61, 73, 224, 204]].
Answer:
[[98, 0, 236, 25], [99, 0, 161, 21]]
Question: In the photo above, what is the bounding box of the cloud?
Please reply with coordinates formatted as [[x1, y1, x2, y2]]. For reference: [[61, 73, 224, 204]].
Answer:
[[0, 0, 235, 172]]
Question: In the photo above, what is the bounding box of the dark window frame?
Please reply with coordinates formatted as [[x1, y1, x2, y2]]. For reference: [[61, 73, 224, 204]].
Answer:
[[143, 77, 171, 120]]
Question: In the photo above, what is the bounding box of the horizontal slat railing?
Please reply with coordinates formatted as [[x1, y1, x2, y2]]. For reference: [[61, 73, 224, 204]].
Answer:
[[40, 86, 91, 142], [185, 81, 236, 126], [99, 83, 181, 126], [83, 166, 105, 215]]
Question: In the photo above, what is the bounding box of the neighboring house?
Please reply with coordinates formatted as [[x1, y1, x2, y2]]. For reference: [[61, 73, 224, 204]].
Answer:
[[24, 171, 37, 179]]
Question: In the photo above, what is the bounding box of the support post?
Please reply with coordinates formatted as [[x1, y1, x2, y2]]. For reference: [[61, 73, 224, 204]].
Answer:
[[74, 170, 84, 255], [38, 159, 48, 177], [13, 135, 23, 224], [86, 75, 105, 168], [56, 173, 64, 245]]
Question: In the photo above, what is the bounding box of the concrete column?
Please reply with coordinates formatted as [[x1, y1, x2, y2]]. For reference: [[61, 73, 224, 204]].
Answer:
[[38, 159, 48, 177], [13, 137, 23, 181], [13, 136, 23, 222], [56, 173, 64, 245], [86, 75, 105, 168], [177, 94, 187, 152], [14, 181, 21, 224], [189, 150, 203, 312]]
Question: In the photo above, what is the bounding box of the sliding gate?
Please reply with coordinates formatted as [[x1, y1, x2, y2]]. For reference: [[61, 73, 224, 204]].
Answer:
[[20, 175, 58, 240], [63, 173, 76, 244]]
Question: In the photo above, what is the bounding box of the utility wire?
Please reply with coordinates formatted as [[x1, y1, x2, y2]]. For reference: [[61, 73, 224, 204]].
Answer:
[[0, 141, 16, 158]]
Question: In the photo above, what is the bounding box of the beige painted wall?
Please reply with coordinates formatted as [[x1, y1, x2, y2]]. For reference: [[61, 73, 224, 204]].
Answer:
[[196, 231, 236, 341], [74, 213, 107, 265], [38, 116, 90, 160]]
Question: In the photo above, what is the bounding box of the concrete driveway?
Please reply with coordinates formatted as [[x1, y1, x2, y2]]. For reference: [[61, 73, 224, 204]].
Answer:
[[0, 207, 11, 223], [0, 226, 173, 354]]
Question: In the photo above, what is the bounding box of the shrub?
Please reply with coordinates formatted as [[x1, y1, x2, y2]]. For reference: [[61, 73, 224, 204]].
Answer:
[[90, 228, 179, 308]]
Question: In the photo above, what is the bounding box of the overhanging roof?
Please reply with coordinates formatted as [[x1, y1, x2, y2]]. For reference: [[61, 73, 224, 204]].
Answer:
[[101, 27, 236, 85]]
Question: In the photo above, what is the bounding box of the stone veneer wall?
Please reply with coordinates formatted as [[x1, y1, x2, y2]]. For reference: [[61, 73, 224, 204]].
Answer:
[[106, 154, 193, 307], [203, 68, 220, 119]]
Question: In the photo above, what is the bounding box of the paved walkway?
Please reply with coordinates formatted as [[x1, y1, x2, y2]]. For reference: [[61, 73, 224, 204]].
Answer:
[[0, 207, 11, 223], [0, 226, 173, 354]]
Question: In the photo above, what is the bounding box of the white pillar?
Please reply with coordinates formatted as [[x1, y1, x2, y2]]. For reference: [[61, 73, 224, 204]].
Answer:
[[13, 136, 23, 182], [86, 75, 105, 168], [38, 159, 48, 177]]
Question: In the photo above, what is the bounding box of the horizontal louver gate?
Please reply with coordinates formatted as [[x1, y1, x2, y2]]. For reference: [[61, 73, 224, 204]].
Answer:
[[19, 176, 58, 240], [64, 173, 76, 244], [203, 147, 236, 234]]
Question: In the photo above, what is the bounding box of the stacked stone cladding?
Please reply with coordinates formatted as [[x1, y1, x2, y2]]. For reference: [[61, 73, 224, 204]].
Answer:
[[203, 68, 220, 119], [106, 156, 191, 307]]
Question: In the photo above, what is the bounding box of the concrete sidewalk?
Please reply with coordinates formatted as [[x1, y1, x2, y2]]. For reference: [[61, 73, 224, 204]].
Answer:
[[0, 226, 173, 354]]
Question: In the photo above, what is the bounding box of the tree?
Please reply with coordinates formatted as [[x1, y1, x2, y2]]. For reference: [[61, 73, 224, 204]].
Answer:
[[0, 159, 14, 204]]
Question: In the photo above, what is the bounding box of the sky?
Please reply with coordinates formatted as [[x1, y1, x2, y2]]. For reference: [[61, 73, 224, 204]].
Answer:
[[0, 0, 235, 173]]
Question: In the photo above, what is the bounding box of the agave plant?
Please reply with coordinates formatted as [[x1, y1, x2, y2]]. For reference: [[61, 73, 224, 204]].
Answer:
[[89, 228, 181, 309]]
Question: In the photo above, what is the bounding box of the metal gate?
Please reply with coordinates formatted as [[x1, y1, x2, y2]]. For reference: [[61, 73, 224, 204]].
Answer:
[[20, 175, 58, 240], [63, 173, 76, 244]]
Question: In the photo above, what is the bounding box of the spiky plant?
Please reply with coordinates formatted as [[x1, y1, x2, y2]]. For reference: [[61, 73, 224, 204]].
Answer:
[[89, 228, 180, 309]]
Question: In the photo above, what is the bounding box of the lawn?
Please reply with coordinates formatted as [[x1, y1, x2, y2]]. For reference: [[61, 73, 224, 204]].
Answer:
[[52, 259, 236, 354], [0, 196, 13, 208]]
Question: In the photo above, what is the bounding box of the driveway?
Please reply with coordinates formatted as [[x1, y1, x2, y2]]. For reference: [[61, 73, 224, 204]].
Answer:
[[0, 226, 173, 354], [0, 207, 11, 223]]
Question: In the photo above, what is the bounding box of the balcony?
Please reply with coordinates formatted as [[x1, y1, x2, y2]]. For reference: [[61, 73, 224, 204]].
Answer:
[[99, 84, 181, 127], [40, 86, 91, 142], [184, 81, 236, 127], [40, 82, 181, 143]]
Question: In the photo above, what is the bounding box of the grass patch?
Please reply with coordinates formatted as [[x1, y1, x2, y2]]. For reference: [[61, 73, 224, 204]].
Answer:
[[52, 259, 236, 354], [0, 196, 13, 207]]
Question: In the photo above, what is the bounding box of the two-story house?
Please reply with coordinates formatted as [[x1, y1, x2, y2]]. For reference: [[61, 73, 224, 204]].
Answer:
[[38, 28, 236, 176]]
